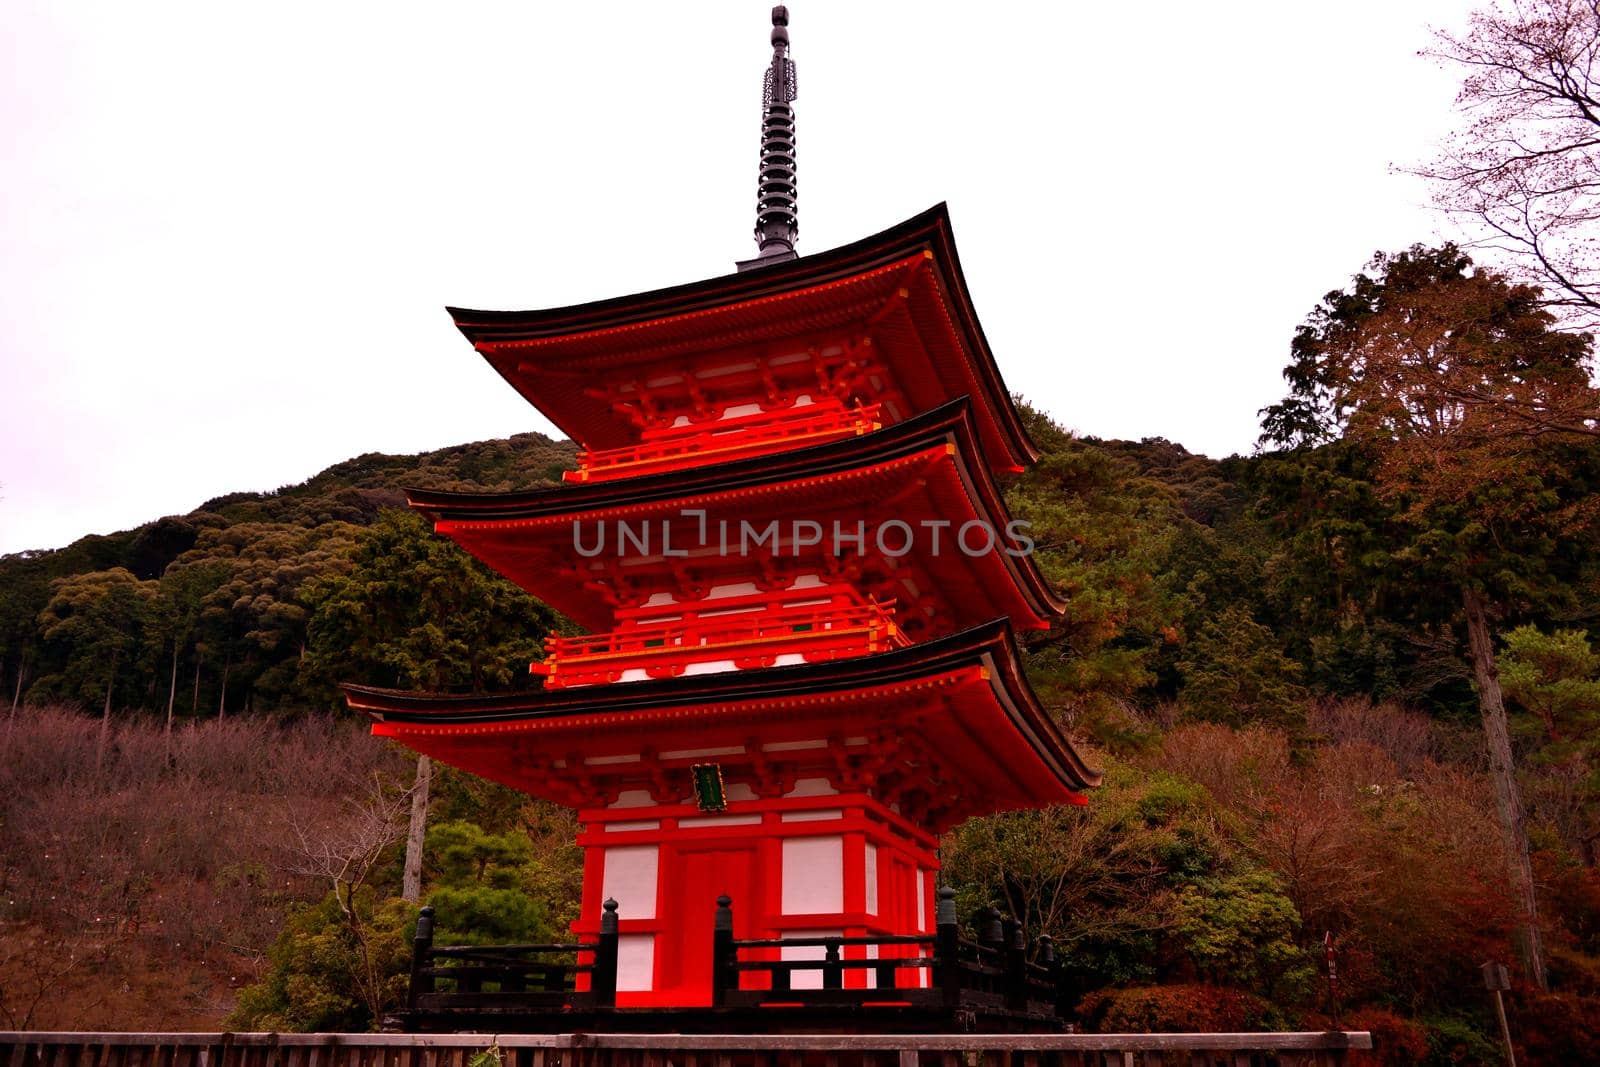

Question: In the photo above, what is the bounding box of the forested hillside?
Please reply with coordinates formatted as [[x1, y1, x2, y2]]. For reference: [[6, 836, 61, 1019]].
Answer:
[[0, 433, 575, 717], [4, 244, 1600, 1064]]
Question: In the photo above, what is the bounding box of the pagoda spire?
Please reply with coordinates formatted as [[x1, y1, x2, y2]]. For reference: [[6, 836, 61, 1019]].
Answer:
[[738, 6, 798, 271]]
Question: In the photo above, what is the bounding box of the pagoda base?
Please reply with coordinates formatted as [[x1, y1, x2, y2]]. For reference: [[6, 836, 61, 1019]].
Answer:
[[573, 786, 939, 1008]]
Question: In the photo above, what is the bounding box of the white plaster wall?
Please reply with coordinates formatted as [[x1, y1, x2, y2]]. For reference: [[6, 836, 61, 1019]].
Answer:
[[616, 934, 655, 992], [610, 789, 656, 809], [682, 658, 736, 676], [601, 845, 659, 920], [781, 809, 842, 823], [781, 835, 843, 914], [865, 843, 879, 916]]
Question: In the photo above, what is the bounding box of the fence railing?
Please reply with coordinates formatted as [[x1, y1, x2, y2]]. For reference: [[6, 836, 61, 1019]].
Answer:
[[0, 1030, 1376, 1067], [407, 890, 1368, 1061], [408, 899, 619, 1014], [710, 889, 1062, 1017]]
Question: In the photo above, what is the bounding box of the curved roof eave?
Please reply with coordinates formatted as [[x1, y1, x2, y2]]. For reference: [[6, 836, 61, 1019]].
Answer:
[[343, 617, 1100, 792], [404, 397, 1066, 621], [446, 204, 1040, 467]]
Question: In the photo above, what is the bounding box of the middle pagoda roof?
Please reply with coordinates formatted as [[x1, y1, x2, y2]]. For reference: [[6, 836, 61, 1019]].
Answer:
[[446, 204, 1040, 477], [406, 398, 1066, 638]]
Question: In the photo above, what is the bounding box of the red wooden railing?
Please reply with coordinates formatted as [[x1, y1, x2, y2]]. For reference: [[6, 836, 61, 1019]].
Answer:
[[565, 402, 882, 483], [534, 599, 906, 688]]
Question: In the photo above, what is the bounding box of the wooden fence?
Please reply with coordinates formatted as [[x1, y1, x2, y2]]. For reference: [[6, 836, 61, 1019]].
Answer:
[[412, 890, 1098, 1021], [0, 1031, 1373, 1067]]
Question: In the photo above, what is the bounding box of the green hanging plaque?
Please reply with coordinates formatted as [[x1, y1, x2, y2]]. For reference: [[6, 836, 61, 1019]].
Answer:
[[692, 763, 727, 812]]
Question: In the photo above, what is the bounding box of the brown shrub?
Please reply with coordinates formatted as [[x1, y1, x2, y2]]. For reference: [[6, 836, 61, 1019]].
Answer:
[[1154, 722, 1290, 807], [1076, 983, 1280, 1032], [0, 704, 406, 1028], [1510, 990, 1600, 1066], [1344, 1007, 1429, 1067], [1308, 699, 1439, 773]]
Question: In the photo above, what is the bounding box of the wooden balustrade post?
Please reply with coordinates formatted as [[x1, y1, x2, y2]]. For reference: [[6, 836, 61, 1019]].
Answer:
[[823, 938, 843, 990], [977, 907, 1004, 951], [933, 886, 962, 1011], [711, 895, 735, 1007], [408, 905, 435, 1012], [1003, 916, 1027, 1010], [1037, 934, 1067, 1019], [593, 897, 620, 1008], [976, 905, 1004, 997]]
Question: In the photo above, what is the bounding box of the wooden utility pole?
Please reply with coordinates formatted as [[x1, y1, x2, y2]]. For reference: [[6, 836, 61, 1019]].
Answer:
[[1483, 961, 1517, 1067]]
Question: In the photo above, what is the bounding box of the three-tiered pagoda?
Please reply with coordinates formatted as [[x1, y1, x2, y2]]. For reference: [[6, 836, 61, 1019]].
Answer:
[[344, 7, 1098, 1011]]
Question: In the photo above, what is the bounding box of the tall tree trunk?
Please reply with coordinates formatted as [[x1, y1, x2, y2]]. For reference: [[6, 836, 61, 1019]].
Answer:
[[165, 641, 179, 737], [401, 755, 433, 903], [191, 658, 201, 716], [218, 653, 230, 719], [10, 653, 24, 716], [7, 654, 24, 742], [1462, 584, 1548, 991], [98, 655, 118, 773]]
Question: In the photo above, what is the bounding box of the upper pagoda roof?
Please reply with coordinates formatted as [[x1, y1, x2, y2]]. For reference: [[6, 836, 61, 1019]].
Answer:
[[344, 617, 1101, 825], [447, 204, 1040, 474]]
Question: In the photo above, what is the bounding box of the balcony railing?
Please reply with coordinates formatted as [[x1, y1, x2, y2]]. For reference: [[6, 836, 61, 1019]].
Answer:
[[565, 402, 882, 483], [369, 890, 1374, 1060], [534, 599, 907, 688], [406, 902, 616, 1014]]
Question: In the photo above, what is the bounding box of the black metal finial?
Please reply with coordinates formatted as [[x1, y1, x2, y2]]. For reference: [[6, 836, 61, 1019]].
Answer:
[[738, 6, 798, 271]]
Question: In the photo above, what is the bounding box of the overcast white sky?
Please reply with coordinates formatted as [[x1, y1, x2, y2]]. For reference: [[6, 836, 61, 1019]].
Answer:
[[1, 1, 1474, 555]]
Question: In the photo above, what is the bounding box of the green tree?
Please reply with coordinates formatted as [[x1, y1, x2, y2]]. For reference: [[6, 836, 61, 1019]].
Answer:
[[301, 510, 558, 696], [1259, 244, 1600, 989], [1008, 408, 1186, 736], [35, 568, 158, 759], [1176, 605, 1308, 730], [1173, 870, 1313, 1001], [177, 521, 362, 716], [1502, 625, 1600, 864], [943, 766, 1232, 997], [1501, 625, 1600, 747], [423, 821, 558, 945], [301, 510, 561, 902], [230, 890, 415, 1033], [232, 816, 564, 1032]]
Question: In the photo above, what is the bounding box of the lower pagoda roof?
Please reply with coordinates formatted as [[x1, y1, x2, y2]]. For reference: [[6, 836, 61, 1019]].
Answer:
[[344, 619, 1101, 830], [404, 398, 1065, 637]]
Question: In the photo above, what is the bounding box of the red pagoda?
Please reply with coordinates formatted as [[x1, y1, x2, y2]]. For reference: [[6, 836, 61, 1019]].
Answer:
[[344, 7, 1098, 1015]]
